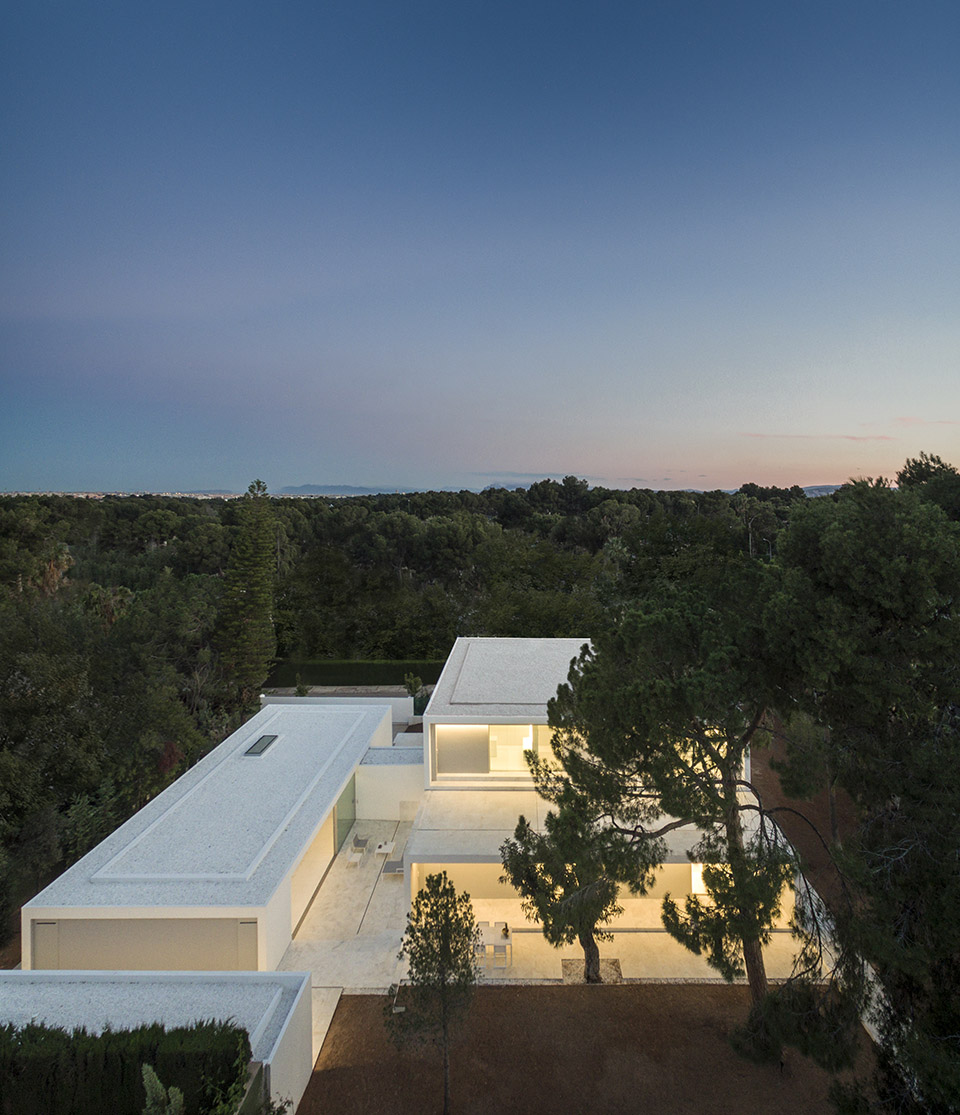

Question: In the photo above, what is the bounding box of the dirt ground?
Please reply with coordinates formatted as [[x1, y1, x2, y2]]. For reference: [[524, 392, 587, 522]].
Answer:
[[750, 733, 858, 912], [300, 985, 872, 1115]]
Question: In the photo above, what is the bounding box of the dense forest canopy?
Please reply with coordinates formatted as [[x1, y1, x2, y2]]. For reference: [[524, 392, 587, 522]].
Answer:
[[0, 476, 810, 916], [2, 456, 959, 1110]]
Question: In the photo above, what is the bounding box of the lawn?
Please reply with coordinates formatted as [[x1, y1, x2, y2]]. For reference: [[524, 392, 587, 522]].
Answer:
[[300, 984, 871, 1115]]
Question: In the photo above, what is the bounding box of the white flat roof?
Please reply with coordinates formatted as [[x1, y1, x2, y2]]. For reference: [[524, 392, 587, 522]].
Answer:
[[425, 637, 589, 720], [0, 970, 309, 1066], [406, 789, 700, 864], [27, 704, 389, 911]]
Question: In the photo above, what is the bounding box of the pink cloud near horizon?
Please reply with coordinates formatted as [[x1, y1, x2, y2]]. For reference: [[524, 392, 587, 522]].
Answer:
[[739, 432, 897, 442]]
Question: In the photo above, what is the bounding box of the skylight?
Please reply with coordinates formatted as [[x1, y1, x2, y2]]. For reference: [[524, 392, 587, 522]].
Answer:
[[244, 734, 278, 756]]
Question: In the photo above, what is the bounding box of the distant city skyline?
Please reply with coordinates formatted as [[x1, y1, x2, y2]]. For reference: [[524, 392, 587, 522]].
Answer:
[[2, 2, 958, 493]]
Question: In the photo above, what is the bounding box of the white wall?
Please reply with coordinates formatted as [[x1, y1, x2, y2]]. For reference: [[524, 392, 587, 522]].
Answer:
[[264, 970, 315, 1109], [28, 916, 257, 971], [412, 862, 515, 901], [261, 882, 294, 971], [289, 811, 336, 931], [356, 762, 424, 821], [263, 695, 412, 727]]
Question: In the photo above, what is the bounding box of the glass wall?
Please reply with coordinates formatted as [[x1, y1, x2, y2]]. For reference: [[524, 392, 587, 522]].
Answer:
[[434, 724, 539, 777], [334, 773, 356, 851]]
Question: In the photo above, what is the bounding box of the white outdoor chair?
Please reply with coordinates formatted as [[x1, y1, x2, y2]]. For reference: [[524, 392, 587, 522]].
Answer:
[[493, 944, 509, 968]]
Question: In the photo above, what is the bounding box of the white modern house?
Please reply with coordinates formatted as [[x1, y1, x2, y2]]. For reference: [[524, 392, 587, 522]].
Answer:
[[13, 700, 422, 1110], [21, 703, 410, 972], [8, 636, 795, 1110], [408, 636, 707, 913]]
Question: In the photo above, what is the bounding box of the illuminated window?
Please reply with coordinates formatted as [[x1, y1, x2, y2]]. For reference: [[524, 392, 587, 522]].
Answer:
[[434, 724, 542, 776], [691, 864, 708, 894]]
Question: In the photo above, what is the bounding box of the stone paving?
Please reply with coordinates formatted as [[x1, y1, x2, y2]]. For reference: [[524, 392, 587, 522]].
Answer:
[[280, 821, 808, 1062]]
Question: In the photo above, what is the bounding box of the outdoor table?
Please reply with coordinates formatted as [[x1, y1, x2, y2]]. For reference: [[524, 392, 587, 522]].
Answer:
[[480, 924, 512, 962]]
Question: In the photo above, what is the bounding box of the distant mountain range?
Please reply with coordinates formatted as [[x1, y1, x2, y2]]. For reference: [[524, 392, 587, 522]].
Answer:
[[800, 485, 841, 498], [276, 482, 843, 498], [6, 482, 845, 500]]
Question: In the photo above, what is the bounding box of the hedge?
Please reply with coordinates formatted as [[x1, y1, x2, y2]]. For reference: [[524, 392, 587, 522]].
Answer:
[[0, 1019, 250, 1115], [268, 657, 444, 688]]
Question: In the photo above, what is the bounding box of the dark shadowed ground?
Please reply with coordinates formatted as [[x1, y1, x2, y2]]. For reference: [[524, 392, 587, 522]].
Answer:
[[300, 985, 872, 1115]]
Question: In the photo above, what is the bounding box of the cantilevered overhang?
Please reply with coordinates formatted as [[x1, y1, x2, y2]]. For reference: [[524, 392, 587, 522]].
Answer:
[[425, 636, 589, 723], [405, 788, 699, 865]]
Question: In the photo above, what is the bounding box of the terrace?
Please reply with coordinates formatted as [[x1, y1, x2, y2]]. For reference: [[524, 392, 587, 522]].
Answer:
[[279, 818, 802, 1058]]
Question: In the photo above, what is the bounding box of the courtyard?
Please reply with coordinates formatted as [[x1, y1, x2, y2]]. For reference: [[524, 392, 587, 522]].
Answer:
[[279, 819, 807, 1063]]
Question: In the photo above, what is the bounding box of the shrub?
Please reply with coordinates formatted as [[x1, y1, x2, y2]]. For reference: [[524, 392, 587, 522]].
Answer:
[[0, 1019, 250, 1115]]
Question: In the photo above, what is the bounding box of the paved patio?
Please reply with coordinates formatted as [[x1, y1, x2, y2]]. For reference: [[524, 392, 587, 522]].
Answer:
[[280, 821, 413, 992], [280, 821, 809, 1061]]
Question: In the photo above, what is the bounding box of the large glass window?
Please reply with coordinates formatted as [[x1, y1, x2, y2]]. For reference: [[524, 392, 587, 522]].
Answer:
[[435, 725, 489, 774], [488, 724, 533, 771], [535, 724, 558, 760], [434, 724, 539, 776], [334, 773, 356, 851]]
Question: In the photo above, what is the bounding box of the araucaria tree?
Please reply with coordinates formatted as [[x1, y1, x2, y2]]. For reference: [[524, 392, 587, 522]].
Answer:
[[218, 480, 276, 708], [546, 563, 801, 1011], [500, 784, 634, 984], [389, 872, 480, 1115]]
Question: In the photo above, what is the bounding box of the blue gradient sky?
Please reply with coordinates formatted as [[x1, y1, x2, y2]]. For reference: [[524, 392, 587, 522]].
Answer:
[[2, 1, 958, 493]]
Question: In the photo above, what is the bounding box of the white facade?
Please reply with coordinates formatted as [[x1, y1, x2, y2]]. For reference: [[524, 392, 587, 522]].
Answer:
[[422, 636, 588, 788], [15, 637, 789, 1099], [23, 703, 397, 971], [410, 636, 710, 913]]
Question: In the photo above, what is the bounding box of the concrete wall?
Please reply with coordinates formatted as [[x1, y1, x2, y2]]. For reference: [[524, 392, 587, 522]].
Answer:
[[289, 811, 336, 930], [29, 916, 258, 971], [411, 862, 515, 901], [356, 761, 424, 821], [263, 695, 412, 729], [263, 972, 314, 1109]]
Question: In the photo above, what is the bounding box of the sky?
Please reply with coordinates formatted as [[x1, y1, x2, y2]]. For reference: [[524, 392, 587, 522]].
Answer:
[[2, 0, 958, 494]]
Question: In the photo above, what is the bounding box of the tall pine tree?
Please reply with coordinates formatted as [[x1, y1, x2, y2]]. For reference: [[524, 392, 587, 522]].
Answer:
[[218, 480, 276, 709], [387, 872, 480, 1115]]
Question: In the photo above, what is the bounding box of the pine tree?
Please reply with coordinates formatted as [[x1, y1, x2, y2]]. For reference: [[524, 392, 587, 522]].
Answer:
[[218, 480, 276, 709], [500, 786, 630, 983], [546, 567, 801, 1011], [387, 872, 479, 1115]]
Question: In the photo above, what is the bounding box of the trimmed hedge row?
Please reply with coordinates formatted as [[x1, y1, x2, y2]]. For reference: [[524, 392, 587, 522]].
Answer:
[[268, 657, 444, 687], [0, 1019, 251, 1115]]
